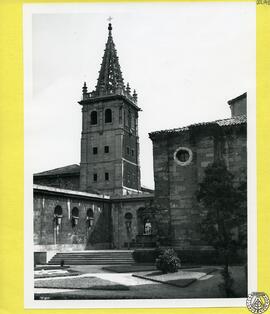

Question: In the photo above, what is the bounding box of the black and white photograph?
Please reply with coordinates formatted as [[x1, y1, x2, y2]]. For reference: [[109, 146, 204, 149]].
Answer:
[[24, 2, 256, 308]]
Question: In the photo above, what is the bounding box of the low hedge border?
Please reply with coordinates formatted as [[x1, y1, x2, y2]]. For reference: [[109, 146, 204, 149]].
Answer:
[[132, 248, 246, 265]]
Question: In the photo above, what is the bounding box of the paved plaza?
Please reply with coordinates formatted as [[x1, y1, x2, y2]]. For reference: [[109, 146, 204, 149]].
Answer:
[[34, 265, 247, 300]]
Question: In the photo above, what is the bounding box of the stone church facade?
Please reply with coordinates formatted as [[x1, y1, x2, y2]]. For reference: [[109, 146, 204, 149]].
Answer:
[[33, 23, 247, 253], [149, 94, 247, 249]]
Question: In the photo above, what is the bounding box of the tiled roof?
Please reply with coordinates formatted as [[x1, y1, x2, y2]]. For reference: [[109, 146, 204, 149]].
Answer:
[[149, 115, 246, 138], [216, 115, 246, 126], [34, 164, 80, 177], [33, 184, 153, 201]]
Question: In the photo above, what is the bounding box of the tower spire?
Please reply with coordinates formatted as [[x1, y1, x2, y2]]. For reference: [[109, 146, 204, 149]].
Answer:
[[94, 23, 125, 96]]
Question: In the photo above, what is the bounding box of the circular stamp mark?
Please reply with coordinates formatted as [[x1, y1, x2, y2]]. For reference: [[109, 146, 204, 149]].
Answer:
[[246, 292, 270, 314]]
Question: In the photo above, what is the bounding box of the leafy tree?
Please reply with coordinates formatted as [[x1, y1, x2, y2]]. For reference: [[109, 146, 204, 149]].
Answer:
[[197, 161, 247, 297]]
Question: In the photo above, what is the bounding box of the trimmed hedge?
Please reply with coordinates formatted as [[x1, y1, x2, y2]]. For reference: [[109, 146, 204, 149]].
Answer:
[[132, 248, 246, 265]]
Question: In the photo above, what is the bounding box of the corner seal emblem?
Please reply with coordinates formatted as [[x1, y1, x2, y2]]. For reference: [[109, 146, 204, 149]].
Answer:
[[246, 292, 270, 314]]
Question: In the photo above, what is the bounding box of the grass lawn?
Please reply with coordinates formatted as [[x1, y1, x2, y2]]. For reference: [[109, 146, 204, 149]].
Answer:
[[34, 265, 247, 300], [102, 265, 156, 273], [34, 269, 81, 279], [133, 267, 217, 287], [35, 276, 129, 291], [35, 265, 70, 270], [102, 264, 201, 273]]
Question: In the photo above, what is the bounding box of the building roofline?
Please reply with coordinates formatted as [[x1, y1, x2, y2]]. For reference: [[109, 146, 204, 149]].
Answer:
[[33, 184, 110, 200], [34, 172, 80, 178], [227, 92, 247, 105], [111, 193, 154, 202], [33, 184, 154, 203], [34, 164, 80, 177], [149, 115, 246, 140]]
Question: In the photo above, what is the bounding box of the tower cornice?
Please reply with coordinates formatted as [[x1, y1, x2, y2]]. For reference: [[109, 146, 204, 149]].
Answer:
[[78, 94, 141, 111]]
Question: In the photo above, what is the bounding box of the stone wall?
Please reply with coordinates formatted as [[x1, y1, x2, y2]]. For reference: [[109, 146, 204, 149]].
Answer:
[[123, 161, 140, 190], [80, 96, 141, 196], [123, 132, 138, 163], [229, 94, 247, 117], [151, 123, 247, 249], [222, 126, 247, 182], [80, 99, 125, 194], [34, 191, 112, 250], [111, 196, 154, 248]]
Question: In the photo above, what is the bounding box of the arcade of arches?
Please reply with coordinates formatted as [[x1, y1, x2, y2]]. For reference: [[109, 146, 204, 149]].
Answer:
[[33, 186, 160, 250]]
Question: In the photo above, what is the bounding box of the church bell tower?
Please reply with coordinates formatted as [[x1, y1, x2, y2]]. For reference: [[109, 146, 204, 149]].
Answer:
[[79, 23, 141, 196]]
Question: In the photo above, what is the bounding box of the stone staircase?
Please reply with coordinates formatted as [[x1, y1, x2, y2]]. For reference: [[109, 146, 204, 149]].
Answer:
[[48, 250, 135, 265]]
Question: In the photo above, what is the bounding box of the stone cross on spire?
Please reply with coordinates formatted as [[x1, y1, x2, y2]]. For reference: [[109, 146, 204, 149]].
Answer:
[[94, 22, 125, 96]]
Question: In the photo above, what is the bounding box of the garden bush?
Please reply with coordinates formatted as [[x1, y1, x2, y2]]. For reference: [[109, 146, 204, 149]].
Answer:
[[155, 248, 181, 273]]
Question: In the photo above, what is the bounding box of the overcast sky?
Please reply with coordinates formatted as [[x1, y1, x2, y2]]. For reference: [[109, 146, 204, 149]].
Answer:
[[24, 2, 255, 189]]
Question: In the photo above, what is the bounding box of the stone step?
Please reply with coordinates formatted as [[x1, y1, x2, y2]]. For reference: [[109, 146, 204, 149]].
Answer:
[[50, 259, 134, 262], [52, 252, 133, 255], [51, 255, 134, 258], [49, 261, 134, 265], [52, 253, 132, 256], [48, 260, 134, 264], [48, 250, 135, 265]]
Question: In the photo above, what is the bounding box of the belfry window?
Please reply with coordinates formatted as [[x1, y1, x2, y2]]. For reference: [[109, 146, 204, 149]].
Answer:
[[119, 106, 122, 124], [128, 110, 131, 127], [105, 172, 109, 181], [131, 114, 135, 130], [105, 109, 112, 123], [90, 111, 98, 125], [71, 207, 79, 228]]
